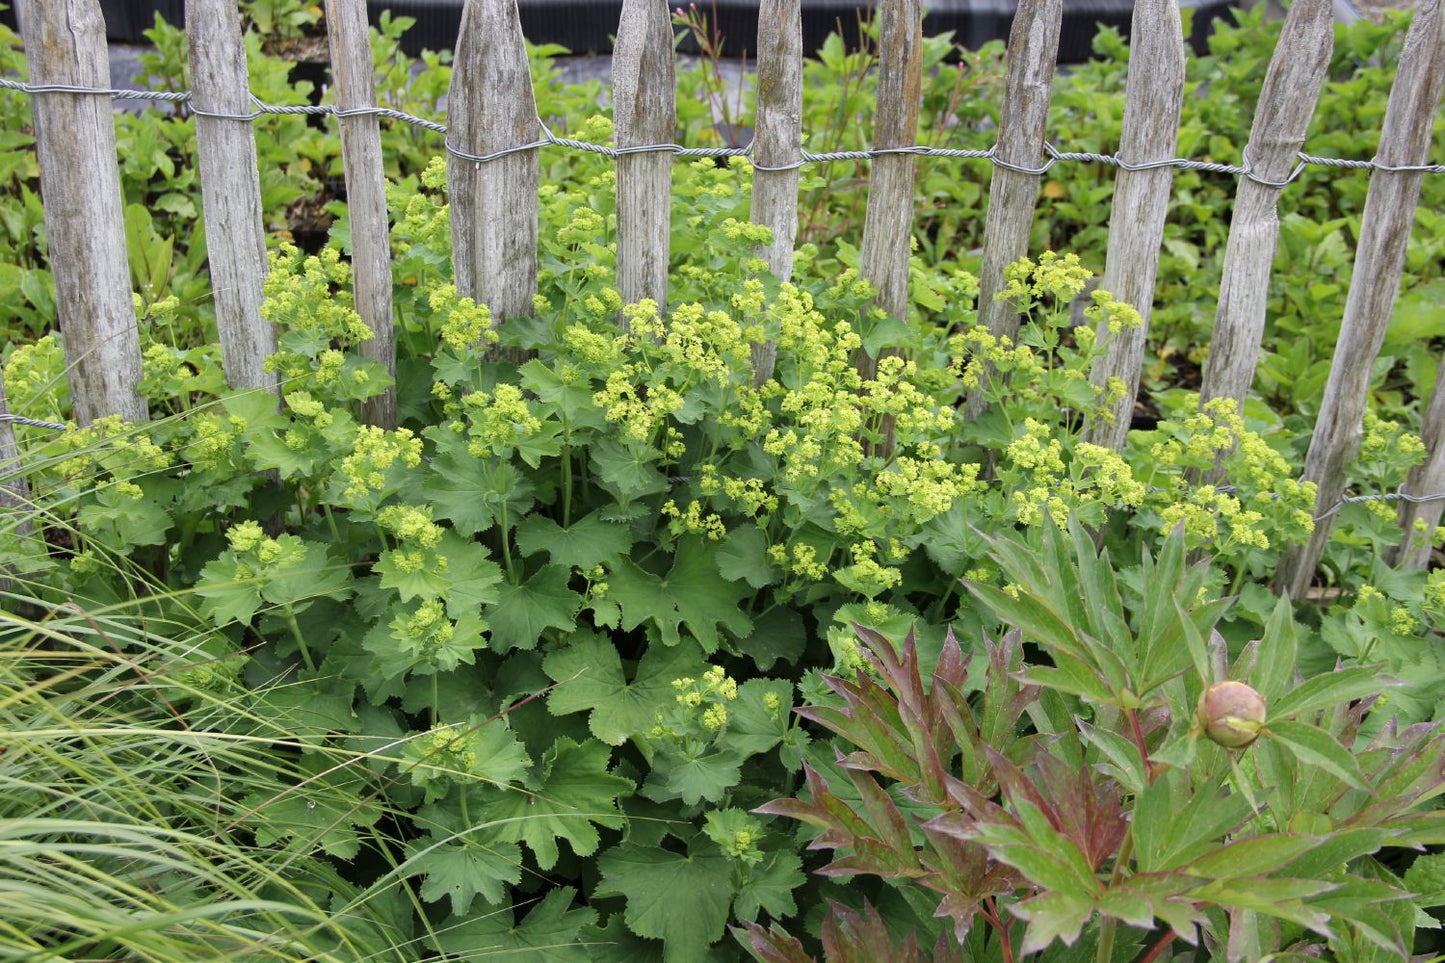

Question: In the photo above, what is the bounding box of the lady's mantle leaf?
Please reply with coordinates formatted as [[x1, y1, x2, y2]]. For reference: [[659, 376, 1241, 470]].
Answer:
[[477, 736, 634, 870], [407, 836, 522, 915], [735, 849, 806, 921], [432, 885, 596, 960], [543, 635, 707, 745], [515, 510, 633, 569], [487, 564, 583, 653], [596, 842, 735, 962], [606, 535, 752, 652]]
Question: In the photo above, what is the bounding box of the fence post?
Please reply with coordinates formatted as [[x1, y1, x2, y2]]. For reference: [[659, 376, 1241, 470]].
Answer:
[[613, 0, 675, 324], [1085, 0, 1185, 451], [1279, 0, 1445, 592], [326, 0, 398, 426], [748, 0, 802, 385], [1197, 0, 1332, 411], [967, 0, 1062, 418], [856, 0, 922, 386], [447, 0, 541, 363], [186, 0, 277, 398], [19, 0, 145, 425]]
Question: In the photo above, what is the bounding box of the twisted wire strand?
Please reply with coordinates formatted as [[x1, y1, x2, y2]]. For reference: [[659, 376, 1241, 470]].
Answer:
[[2, 76, 1440, 179]]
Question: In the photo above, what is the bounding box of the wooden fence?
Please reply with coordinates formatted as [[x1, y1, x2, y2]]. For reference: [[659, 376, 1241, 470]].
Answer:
[[2, 0, 1444, 597]]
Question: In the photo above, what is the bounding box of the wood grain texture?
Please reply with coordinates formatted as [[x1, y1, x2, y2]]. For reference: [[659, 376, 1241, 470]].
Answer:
[[1085, 0, 1185, 451], [748, 0, 802, 384], [1198, 0, 1332, 412], [448, 0, 541, 364], [856, 0, 922, 383], [187, 0, 276, 398], [1279, 0, 1445, 592], [326, 0, 397, 427], [967, 0, 1061, 417], [613, 0, 675, 324], [20, 0, 146, 425]]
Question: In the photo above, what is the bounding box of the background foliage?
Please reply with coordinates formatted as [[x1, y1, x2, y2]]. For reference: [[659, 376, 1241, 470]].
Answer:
[[3, 3, 1445, 960]]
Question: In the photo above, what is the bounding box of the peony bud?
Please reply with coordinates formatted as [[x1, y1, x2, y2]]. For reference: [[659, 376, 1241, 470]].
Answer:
[[1197, 680, 1267, 749]]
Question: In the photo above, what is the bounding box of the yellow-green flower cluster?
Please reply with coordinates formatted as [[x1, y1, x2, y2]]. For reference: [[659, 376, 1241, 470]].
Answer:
[[662, 499, 728, 541], [339, 425, 423, 504], [949, 325, 1047, 391], [455, 384, 544, 457], [378, 504, 446, 573], [767, 542, 829, 581], [390, 598, 455, 652], [675, 666, 739, 730], [1084, 288, 1144, 334], [2, 334, 68, 424], [996, 251, 1093, 307], [835, 540, 903, 598], [428, 284, 499, 350], [404, 724, 480, 796], [54, 415, 172, 482], [1159, 485, 1268, 548], [1146, 396, 1316, 552], [261, 245, 373, 346], [721, 476, 778, 516], [223, 522, 309, 583]]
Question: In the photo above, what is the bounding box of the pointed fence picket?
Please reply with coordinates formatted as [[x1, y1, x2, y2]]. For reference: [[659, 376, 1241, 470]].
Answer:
[[326, 0, 397, 428], [19, 0, 145, 425], [1197, 0, 1334, 413], [1084, 0, 1185, 451], [856, 0, 923, 387], [448, 0, 542, 363], [1279, 0, 1445, 592], [966, 0, 1062, 418], [6, 0, 1445, 591], [747, 0, 803, 385], [187, 0, 276, 399], [613, 0, 675, 324]]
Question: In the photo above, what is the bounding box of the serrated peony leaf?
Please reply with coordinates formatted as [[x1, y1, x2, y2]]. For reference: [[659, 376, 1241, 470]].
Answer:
[[1011, 891, 1094, 956], [596, 842, 735, 962]]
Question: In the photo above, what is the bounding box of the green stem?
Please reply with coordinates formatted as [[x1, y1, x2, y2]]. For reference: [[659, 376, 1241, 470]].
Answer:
[[1095, 831, 1135, 963], [283, 605, 317, 674], [499, 502, 517, 584], [323, 503, 342, 545], [562, 440, 574, 529], [431, 675, 439, 730]]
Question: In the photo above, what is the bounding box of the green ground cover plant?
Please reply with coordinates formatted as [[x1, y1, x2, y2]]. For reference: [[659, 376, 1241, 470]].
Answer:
[[5, 4, 1445, 961]]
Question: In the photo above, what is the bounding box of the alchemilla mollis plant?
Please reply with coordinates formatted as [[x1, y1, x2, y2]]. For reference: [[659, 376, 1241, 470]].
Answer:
[[5, 7, 1445, 961]]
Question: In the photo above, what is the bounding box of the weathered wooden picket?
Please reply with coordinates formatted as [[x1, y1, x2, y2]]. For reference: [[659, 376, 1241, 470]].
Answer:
[[4, 0, 1445, 596]]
